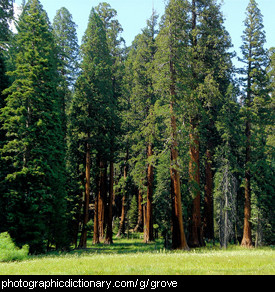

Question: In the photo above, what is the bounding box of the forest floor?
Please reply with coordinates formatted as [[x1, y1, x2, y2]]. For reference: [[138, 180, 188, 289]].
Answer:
[[0, 237, 274, 275]]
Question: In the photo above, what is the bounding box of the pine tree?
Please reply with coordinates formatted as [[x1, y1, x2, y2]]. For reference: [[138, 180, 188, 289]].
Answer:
[[239, 0, 269, 247], [0, 0, 67, 253]]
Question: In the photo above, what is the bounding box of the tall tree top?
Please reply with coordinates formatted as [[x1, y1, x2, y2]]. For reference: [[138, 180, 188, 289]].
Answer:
[[0, 0, 13, 43], [241, 0, 266, 61], [53, 6, 79, 86]]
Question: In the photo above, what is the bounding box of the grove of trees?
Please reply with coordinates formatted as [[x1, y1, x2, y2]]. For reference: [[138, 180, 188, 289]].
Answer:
[[0, 0, 274, 253]]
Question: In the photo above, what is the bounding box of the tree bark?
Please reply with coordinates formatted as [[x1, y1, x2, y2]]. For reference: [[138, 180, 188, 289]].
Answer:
[[169, 60, 188, 250], [79, 142, 91, 248], [241, 48, 253, 247], [188, 127, 204, 247], [105, 160, 114, 244], [93, 156, 100, 245], [98, 159, 107, 241], [203, 149, 214, 241], [187, 0, 204, 248], [144, 143, 154, 243], [93, 190, 100, 244], [241, 120, 253, 247], [134, 189, 144, 232], [116, 150, 128, 237]]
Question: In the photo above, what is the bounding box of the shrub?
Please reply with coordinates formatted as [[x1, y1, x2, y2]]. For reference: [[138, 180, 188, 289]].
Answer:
[[0, 232, 29, 262]]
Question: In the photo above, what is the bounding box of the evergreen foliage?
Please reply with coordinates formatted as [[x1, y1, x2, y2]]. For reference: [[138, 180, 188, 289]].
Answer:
[[0, 0, 273, 254], [0, 0, 67, 253]]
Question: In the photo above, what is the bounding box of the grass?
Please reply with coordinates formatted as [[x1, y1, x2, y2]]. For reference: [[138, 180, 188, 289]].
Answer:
[[0, 237, 274, 275]]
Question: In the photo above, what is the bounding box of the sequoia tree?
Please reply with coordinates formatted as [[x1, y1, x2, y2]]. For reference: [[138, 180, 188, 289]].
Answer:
[[239, 0, 269, 247], [95, 2, 123, 244], [186, 0, 233, 246], [154, 0, 189, 250], [72, 8, 112, 247], [127, 10, 159, 243]]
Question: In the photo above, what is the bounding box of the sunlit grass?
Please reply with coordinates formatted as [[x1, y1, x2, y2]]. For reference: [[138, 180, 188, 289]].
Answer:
[[0, 237, 274, 275]]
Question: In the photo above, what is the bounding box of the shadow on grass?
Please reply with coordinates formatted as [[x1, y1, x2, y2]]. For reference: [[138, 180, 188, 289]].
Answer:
[[69, 238, 165, 256]]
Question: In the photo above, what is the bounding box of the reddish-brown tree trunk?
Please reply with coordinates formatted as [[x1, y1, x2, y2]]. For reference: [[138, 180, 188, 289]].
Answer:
[[188, 126, 204, 247], [241, 121, 253, 247], [79, 142, 91, 248], [73, 191, 84, 248], [98, 159, 107, 241], [169, 58, 188, 250], [170, 116, 188, 250], [93, 192, 100, 244], [134, 189, 144, 232], [203, 149, 214, 241], [93, 156, 100, 245], [144, 143, 154, 243], [116, 150, 128, 237], [105, 160, 114, 244]]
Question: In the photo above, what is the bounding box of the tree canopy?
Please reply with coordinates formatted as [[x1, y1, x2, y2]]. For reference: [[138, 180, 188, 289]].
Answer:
[[0, 0, 273, 253]]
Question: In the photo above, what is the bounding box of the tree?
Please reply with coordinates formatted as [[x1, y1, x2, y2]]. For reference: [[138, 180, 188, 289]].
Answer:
[[126, 10, 159, 243], [154, 0, 189, 250], [214, 84, 242, 248], [0, 0, 67, 253], [0, 0, 13, 44], [95, 2, 124, 245], [52, 6, 80, 246], [53, 7, 79, 108], [239, 0, 269, 247], [186, 0, 233, 247], [0, 0, 14, 234], [71, 8, 112, 247]]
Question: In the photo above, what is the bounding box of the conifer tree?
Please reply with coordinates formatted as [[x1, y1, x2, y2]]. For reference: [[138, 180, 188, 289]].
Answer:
[[154, 0, 189, 250], [53, 6, 80, 246], [53, 7, 79, 108], [239, 0, 269, 247], [0, 0, 13, 233], [71, 8, 112, 248], [95, 2, 124, 244], [214, 84, 242, 248], [0, 0, 13, 43], [0, 0, 67, 253], [126, 10, 159, 243], [187, 0, 233, 246]]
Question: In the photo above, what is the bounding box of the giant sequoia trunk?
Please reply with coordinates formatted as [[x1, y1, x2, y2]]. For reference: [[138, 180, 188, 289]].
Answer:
[[93, 156, 101, 244], [241, 120, 253, 247], [187, 0, 204, 248], [169, 60, 188, 250], [203, 149, 214, 242], [116, 150, 128, 237], [134, 189, 144, 232], [105, 160, 114, 244], [98, 159, 107, 240], [241, 51, 253, 247], [93, 190, 100, 244], [188, 126, 204, 247], [144, 143, 154, 243], [79, 142, 91, 248]]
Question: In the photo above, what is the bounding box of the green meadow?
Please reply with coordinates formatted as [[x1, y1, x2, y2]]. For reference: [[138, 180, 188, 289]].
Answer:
[[0, 238, 274, 275]]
